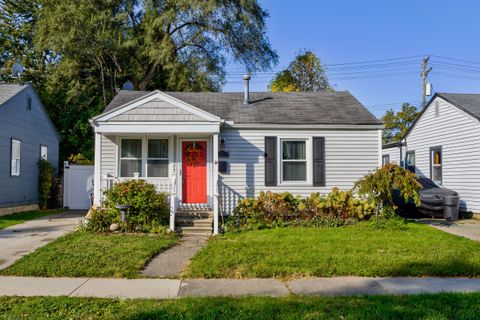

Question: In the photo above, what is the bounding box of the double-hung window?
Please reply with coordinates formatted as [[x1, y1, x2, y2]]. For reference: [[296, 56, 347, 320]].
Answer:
[[430, 147, 442, 184], [120, 139, 142, 177], [147, 139, 169, 177], [281, 139, 307, 182], [11, 139, 21, 176], [40, 145, 48, 160], [382, 155, 390, 165]]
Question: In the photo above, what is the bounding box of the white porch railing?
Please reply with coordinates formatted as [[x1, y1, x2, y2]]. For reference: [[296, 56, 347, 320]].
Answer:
[[101, 175, 177, 232]]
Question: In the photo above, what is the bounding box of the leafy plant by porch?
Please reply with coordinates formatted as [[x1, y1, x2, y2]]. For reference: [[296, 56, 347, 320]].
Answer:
[[2, 293, 480, 320], [227, 188, 376, 231], [86, 179, 169, 233], [0, 209, 63, 230], [184, 222, 480, 279], [0, 231, 177, 278]]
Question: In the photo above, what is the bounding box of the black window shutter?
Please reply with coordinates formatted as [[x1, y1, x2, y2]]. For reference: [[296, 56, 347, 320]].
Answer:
[[313, 137, 325, 186], [264, 136, 277, 186]]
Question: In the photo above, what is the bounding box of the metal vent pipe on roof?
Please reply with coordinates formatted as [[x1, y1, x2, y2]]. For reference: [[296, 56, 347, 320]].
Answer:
[[243, 74, 251, 105]]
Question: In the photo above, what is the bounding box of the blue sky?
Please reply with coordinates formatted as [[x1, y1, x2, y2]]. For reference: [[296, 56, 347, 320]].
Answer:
[[223, 0, 480, 117]]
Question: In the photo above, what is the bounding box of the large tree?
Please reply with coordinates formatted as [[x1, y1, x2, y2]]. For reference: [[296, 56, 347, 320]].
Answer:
[[382, 103, 419, 143], [0, 0, 278, 160], [269, 50, 332, 92]]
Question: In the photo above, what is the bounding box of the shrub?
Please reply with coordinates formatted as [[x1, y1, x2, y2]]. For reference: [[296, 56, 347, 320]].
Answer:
[[228, 188, 375, 231], [353, 163, 422, 216], [38, 159, 55, 209], [86, 179, 169, 233]]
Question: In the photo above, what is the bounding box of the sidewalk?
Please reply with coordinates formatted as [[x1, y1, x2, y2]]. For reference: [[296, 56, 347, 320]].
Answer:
[[1, 276, 480, 299]]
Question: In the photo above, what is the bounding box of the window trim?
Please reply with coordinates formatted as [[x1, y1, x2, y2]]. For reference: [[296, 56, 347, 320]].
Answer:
[[405, 150, 415, 173], [430, 146, 442, 185], [382, 154, 390, 165], [10, 138, 21, 177], [40, 144, 48, 161], [119, 138, 143, 177], [146, 138, 169, 178], [118, 136, 172, 178], [278, 137, 312, 185]]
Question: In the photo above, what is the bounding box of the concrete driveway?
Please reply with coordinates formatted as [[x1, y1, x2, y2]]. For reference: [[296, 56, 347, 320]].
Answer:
[[0, 210, 85, 270], [418, 217, 480, 241]]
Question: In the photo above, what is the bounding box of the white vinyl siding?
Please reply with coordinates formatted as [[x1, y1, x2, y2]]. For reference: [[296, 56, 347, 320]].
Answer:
[[382, 146, 401, 165], [218, 128, 380, 214], [100, 135, 117, 179], [405, 97, 480, 212]]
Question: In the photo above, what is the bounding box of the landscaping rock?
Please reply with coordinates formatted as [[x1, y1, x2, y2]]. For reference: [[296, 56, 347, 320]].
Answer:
[[110, 223, 119, 232]]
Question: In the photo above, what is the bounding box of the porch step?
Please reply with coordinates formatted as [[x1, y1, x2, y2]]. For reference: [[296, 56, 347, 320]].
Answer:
[[180, 226, 212, 235], [175, 210, 213, 219], [176, 217, 213, 228]]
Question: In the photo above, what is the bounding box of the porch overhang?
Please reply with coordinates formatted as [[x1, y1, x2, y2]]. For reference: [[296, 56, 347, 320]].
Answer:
[[90, 121, 221, 134]]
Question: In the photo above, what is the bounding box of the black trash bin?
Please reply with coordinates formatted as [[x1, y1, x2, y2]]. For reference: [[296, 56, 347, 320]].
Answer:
[[443, 195, 460, 221]]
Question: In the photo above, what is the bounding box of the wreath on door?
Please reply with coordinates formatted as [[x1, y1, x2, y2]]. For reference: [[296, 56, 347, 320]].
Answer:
[[185, 143, 204, 166]]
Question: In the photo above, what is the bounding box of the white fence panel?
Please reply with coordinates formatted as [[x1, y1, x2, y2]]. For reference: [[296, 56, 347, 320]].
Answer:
[[63, 163, 94, 210]]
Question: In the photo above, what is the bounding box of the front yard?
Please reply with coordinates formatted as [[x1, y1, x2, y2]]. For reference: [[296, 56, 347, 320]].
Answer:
[[0, 209, 63, 230], [184, 222, 480, 278], [1, 293, 480, 319], [0, 231, 177, 278]]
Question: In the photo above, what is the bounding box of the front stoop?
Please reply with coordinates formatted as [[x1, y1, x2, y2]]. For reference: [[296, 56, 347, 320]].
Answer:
[[176, 209, 213, 235]]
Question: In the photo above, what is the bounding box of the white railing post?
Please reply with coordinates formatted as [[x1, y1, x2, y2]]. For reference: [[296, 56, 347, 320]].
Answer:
[[213, 133, 219, 235], [169, 193, 175, 232]]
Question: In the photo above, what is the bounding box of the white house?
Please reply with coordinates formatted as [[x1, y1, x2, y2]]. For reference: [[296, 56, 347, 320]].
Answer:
[[90, 84, 383, 234], [383, 93, 480, 213]]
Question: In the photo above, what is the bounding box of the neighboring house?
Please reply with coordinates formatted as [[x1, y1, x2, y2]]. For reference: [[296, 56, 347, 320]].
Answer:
[[0, 83, 59, 213], [383, 93, 480, 213], [382, 140, 404, 166], [90, 85, 383, 234]]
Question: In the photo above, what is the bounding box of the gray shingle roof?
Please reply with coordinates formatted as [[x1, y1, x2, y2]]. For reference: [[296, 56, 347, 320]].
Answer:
[[437, 93, 480, 121], [102, 90, 381, 125], [0, 83, 29, 106]]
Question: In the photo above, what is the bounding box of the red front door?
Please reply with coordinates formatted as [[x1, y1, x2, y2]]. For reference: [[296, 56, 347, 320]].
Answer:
[[182, 141, 207, 203]]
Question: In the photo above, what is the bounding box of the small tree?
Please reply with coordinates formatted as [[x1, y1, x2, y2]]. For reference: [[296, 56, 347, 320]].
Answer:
[[353, 163, 422, 216], [38, 159, 55, 209]]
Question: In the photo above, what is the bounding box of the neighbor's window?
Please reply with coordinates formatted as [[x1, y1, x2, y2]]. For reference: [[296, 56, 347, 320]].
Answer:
[[147, 139, 169, 177], [431, 147, 442, 184], [120, 139, 142, 177], [11, 139, 21, 176], [382, 155, 390, 165], [281, 139, 307, 182], [405, 151, 415, 173], [40, 145, 48, 160]]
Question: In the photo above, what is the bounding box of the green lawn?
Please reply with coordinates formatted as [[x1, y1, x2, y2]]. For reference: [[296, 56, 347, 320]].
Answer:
[[184, 222, 480, 278], [0, 231, 177, 278], [0, 209, 63, 230], [1, 293, 480, 319]]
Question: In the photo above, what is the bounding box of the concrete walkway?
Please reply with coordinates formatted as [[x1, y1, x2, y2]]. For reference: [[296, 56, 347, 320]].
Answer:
[[142, 235, 208, 278], [0, 210, 85, 270], [1, 276, 480, 299], [418, 218, 480, 241]]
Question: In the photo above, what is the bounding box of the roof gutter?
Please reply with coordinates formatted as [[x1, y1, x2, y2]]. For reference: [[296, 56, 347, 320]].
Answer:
[[225, 123, 384, 130]]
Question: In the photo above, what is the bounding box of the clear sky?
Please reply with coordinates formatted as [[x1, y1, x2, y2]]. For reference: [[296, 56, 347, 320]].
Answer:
[[223, 0, 480, 117]]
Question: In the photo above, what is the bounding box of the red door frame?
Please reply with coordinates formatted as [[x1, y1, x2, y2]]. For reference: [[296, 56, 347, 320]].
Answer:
[[181, 140, 208, 203]]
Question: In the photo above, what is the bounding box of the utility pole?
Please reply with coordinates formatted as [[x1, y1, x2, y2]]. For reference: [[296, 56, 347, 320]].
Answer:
[[421, 56, 432, 110]]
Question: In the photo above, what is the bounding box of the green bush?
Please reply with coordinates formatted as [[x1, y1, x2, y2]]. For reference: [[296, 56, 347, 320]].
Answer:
[[228, 188, 375, 231], [86, 179, 169, 233], [38, 159, 55, 209], [353, 163, 422, 216]]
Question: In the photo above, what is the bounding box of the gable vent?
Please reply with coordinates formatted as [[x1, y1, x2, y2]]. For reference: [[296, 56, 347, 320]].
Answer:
[[27, 96, 32, 111], [434, 101, 440, 117]]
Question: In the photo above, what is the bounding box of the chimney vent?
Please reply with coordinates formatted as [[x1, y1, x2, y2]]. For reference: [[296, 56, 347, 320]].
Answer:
[[243, 74, 251, 105]]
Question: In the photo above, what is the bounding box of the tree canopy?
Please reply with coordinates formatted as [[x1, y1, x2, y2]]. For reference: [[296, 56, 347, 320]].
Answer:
[[269, 50, 332, 92], [381, 103, 419, 143], [0, 0, 278, 160]]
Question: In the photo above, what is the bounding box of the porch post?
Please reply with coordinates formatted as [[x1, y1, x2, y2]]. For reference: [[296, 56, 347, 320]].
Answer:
[[93, 132, 102, 206], [213, 133, 219, 235]]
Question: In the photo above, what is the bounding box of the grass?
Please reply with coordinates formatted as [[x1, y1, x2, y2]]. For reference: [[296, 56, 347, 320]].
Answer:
[[184, 222, 480, 278], [0, 231, 178, 278], [1, 293, 480, 319], [0, 209, 63, 230]]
